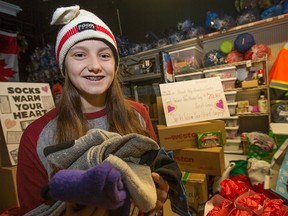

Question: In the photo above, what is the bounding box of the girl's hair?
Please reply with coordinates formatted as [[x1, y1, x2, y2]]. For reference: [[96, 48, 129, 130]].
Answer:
[[55, 73, 150, 144]]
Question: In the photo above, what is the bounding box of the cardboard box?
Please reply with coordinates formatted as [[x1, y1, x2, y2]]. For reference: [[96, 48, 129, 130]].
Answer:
[[241, 80, 258, 88], [163, 198, 178, 216], [182, 172, 208, 210], [173, 147, 225, 176], [157, 120, 226, 150], [156, 96, 166, 125], [204, 194, 234, 215], [0, 166, 19, 212]]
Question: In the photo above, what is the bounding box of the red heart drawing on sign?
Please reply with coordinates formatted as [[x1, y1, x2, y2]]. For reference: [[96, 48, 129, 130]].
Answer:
[[41, 86, 48, 92], [167, 105, 176, 113], [216, 99, 224, 109], [5, 119, 16, 129]]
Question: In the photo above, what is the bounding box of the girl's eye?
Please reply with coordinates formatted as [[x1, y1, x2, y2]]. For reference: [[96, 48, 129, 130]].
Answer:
[[73, 52, 85, 58], [99, 53, 112, 59]]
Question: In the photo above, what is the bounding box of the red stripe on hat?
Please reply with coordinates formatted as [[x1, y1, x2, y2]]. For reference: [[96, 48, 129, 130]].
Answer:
[[56, 26, 78, 61], [96, 25, 116, 44], [56, 24, 116, 62]]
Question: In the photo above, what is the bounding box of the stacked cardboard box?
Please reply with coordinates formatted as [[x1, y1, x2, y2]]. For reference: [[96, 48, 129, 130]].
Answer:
[[182, 172, 208, 210], [156, 96, 226, 213], [157, 122, 226, 176], [0, 166, 19, 212], [157, 122, 225, 213], [157, 120, 226, 151], [174, 147, 225, 176], [163, 173, 209, 216]]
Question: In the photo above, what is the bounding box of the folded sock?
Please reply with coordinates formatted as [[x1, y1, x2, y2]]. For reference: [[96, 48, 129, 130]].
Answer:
[[48, 162, 128, 210], [44, 129, 121, 169], [105, 154, 157, 213]]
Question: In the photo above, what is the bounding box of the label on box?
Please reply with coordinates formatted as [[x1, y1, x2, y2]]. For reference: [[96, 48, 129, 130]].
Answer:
[[173, 147, 225, 176]]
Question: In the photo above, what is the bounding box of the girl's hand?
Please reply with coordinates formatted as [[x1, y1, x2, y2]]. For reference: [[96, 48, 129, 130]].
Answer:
[[150, 172, 169, 215]]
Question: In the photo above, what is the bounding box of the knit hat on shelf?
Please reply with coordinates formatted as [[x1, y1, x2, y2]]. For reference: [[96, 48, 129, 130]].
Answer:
[[51, 5, 119, 75]]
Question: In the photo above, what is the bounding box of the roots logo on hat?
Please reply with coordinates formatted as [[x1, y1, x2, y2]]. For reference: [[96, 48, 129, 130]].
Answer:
[[51, 5, 119, 75], [77, 22, 96, 32]]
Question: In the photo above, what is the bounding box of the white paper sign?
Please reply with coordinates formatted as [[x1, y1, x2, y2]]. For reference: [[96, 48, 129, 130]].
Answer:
[[0, 82, 55, 165], [159, 77, 230, 126]]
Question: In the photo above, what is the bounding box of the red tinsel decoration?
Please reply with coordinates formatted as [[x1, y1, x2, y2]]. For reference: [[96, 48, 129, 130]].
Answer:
[[219, 179, 249, 201]]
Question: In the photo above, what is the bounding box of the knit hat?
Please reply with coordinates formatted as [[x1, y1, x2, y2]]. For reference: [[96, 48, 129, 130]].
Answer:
[[51, 5, 119, 75]]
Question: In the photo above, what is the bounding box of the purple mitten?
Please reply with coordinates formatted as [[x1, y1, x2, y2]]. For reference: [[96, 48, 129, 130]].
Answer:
[[48, 162, 129, 210]]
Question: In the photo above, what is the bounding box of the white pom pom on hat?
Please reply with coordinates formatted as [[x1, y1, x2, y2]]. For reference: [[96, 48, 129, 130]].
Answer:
[[51, 5, 119, 76], [51, 5, 80, 25]]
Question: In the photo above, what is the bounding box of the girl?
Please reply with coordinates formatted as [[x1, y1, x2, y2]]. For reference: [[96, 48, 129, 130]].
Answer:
[[17, 5, 169, 216]]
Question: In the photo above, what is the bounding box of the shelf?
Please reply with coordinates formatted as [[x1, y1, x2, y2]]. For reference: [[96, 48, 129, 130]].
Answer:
[[236, 113, 269, 117], [118, 15, 276, 132], [120, 14, 288, 60], [235, 85, 268, 91], [201, 58, 267, 71], [119, 72, 161, 83], [225, 126, 239, 130], [172, 58, 268, 81], [224, 149, 244, 154], [0, 1, 22, 16], [121, 37, 200, 60], [199, 14, 288, 43]]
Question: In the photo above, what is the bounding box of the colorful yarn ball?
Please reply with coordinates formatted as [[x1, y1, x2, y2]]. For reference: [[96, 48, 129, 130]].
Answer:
[[244, 50, 253, 60], [204, 49, 226, 67], [212, 14, 236, 31], [250, 44, 271, 61], [177, 18, 194, 32], [260, 5, 283, 19], [220, 40, 234, 54], [283, 0, 288, 14], [205, 11, 219, 29], [236, 10, 260, 26], [226, 50, 244, 63], [234, 33, 256, 54]]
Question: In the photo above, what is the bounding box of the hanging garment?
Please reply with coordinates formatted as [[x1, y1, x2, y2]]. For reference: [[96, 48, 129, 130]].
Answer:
[[269, 42, 288, 100], [0, 31, 19, 81]]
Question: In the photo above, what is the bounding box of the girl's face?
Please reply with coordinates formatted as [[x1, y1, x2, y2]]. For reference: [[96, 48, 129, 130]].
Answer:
[[65, 40, 115, 101]]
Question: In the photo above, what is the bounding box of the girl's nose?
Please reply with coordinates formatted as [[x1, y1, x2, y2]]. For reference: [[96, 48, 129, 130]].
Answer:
[[87, 56, 101, 72]]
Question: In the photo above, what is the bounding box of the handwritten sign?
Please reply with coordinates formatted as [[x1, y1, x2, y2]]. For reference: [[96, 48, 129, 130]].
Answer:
[[159, 77, 230, 126], [0, 82, 55, 165]]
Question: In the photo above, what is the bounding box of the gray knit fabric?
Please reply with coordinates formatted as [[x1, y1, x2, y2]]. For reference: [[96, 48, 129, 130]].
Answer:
[[45, 129, 120, 169], [36, 116, 109, 178], [105, 155, 157, 212], [24, 200, 65, 216], [26, 129, 160, 216]]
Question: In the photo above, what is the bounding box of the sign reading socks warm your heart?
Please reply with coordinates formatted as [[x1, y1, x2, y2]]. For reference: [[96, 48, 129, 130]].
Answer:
[[159, 77, 230, 126], [0, 82, 55, 166]]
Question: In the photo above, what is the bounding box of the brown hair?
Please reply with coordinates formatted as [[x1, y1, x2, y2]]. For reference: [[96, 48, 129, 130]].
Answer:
[[55, 74, 150, 144]]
